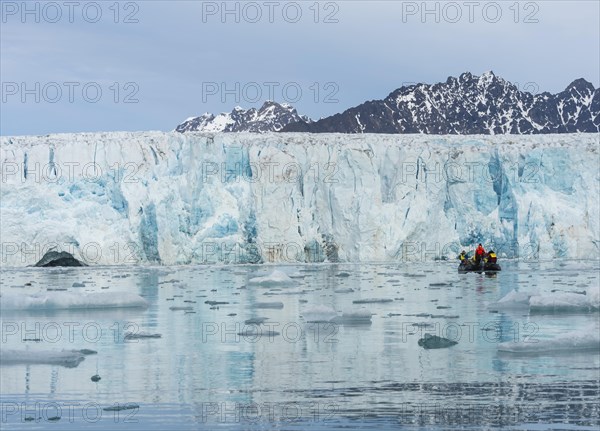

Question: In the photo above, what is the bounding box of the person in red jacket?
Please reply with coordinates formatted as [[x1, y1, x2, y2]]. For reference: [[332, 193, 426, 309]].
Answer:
[[475, 244, 486, 265]]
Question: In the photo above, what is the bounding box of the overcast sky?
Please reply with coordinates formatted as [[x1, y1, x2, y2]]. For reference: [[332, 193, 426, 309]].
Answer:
[[1, 0, 599, 136]]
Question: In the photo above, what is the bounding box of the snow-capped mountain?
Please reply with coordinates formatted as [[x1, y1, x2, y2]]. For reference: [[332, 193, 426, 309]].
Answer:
[[176, 101, 312, 133], [2, 132, 598, 266], [284, 72, 599, 134]]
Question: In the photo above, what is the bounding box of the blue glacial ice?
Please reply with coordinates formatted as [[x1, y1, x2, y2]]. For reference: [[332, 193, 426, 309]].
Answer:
[[1, 132, 598, 266]]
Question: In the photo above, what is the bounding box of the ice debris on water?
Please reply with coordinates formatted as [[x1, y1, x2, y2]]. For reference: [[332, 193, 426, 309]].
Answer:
[[252, 302, 284, 309], [248, 270, 295, 286], [353, 298, 393, 304], [418, 334, 458, 349], [124, 332, 162, 340], [0, 291, 148, 311]]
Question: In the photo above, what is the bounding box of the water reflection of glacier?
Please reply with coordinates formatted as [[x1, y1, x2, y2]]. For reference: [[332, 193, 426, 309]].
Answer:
[[1, 260, 599, 429]]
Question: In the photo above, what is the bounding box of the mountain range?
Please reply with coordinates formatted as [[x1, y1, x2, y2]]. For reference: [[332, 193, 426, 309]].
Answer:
[[175, 101, 311, 133], [176, 72, 599, 134]]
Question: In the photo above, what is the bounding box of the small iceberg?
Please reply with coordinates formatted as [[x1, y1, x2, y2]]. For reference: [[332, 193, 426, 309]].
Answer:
[[0, 291, 148, 311], [1, 349, 88, 368], [303, 306, 373, 325], [418, 334, 458, 349], [331, 310, 373, 325], [529, 286, 599, 313], [303, 305, 337, 323], [248, 270, 295, 286], [489, 286, 599, 313], [34, 250, 85, 267], [498, 326, 600, 354], [488, 290, 531, 311]]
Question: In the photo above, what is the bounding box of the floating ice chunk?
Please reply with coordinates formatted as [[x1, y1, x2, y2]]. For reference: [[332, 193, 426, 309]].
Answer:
[[103, 404, 139, 412], [268, 290, 305, 296], [488, 290, 531, 311], [0, 291, 148, 311], [237, 326, 280, 338], [332, 309, 373, 324], [529, 290, 599, 313], [490, 286, 599, 313], [352, 298, 393, 304], [1, 349, 86, 368], [248, 270, 294, 286], [244, 317, 269, 325], [169, 306, 193, 311], [334, 288, 354, 293], [253, 301, 284, 309], [124, 332, 162, 340], [498, 326, 600, 354], [418, 334, 458, 349], [205, 300, 229, 305], [303, 305, 337, 322], [586, 284, 599, 304]]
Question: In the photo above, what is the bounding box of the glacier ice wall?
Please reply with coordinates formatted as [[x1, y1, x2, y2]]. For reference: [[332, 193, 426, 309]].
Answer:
[[1, 132, 598, 266]]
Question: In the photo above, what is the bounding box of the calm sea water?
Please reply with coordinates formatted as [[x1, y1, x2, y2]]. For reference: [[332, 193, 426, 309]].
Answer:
[[1, 260, 599, 430]]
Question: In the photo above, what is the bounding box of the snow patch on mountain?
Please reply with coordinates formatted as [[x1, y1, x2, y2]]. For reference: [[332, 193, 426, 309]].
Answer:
[[176, 101, 312, 133], [284, 72, 600, 134]]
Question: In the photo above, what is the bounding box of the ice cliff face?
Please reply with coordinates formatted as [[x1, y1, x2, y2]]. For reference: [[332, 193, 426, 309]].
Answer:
[[1, 132, 598, 266]]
